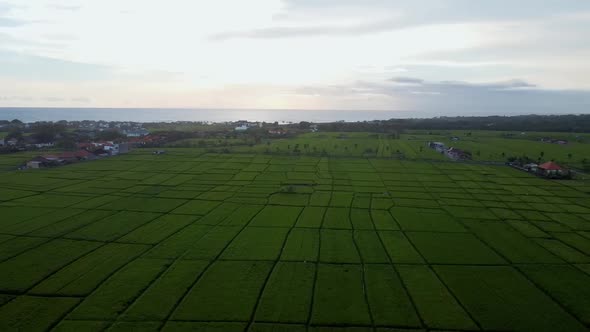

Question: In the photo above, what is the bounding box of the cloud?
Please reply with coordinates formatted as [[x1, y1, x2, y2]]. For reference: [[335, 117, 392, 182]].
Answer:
[[42, 97, 65, 102], [0, 16, 26, 27], [47, 4, 82, 11], [390, 77, 424, 84], [0, 50, 113, 81], [0, 95, 34, 102], [70, 97, 91, 103], [432, 79, 536, 90], [293, 77, 590, 115], [210, 17, 400, 40], [281, 0, 590, 25]]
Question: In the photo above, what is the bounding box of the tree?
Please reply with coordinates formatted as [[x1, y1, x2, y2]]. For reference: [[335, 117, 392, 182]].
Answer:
[[57, 137, 77, 150], [5, 129, 23, 141], [96, 130, 126, 141], [31, 123, 66, 143], [298, 121, 311, 129], [568, 153, 573, 159]]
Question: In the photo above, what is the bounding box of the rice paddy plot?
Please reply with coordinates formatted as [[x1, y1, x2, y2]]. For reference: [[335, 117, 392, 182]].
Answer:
[[0, 147, 588, 331]]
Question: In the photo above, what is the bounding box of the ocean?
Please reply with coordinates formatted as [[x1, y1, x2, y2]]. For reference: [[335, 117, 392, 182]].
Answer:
[[0, 107, 422, 123]]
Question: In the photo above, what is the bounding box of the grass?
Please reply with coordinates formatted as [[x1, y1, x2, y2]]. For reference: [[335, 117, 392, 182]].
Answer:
[[0, 141, 588, 330]]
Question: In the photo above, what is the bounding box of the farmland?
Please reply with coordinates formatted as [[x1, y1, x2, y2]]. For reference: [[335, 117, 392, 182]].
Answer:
[[165, 130, 590, 170], [0, 145, 590, 331]]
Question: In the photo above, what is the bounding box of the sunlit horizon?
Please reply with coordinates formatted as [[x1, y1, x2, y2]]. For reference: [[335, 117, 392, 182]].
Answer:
[[1, 0, 589, 114]]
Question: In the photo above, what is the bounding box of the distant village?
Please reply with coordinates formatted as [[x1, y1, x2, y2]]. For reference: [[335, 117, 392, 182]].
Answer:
[[0, 119, 312, 170], [0, 119, 166, 170], [427, 139, 572, 179]]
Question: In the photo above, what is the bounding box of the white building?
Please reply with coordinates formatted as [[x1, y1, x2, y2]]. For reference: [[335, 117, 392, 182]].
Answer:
[[125, 128, 149, 137]]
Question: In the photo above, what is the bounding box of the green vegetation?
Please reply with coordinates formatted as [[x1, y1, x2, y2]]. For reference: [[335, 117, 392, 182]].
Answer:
[[0, 135, 589, 331]]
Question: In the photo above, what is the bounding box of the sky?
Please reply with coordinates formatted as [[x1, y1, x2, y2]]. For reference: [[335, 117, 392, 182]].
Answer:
[[1, 0, 590, 116]]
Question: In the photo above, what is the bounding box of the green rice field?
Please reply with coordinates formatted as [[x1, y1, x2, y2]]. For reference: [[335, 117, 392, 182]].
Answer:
[[1, 147, 589, 331], [167, 131, 590, 169]]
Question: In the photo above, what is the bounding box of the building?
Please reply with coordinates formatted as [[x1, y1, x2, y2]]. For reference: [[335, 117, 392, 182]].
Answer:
[[118, 143, 130, 154], [523, 163, 538, 172], [446, 147, 472, 160], [268, 128, 285, 135], [428, 141, 446, 153], [537, 161, 570, 178], [125, 128, 149, 137], [26, 160, 43, 169], [26, 155, 60, 168], [32, 142, 54, 148], [235, 125, 248, 131]]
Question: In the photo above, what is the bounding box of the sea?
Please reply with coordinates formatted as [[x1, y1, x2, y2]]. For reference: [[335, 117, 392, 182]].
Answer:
[[0, 107, 425, 123]]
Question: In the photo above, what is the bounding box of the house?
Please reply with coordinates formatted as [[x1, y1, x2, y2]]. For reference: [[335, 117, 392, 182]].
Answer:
[[235, 125, 248, 131], [32, 142, 54, 148], [428, 141, 446, 153], [74, 149, 95, 160], [537, 161, 570, 178], [7, 138, 18, 146], [446, 147, 472, 160], [523, 163, 538, 172], [77, 142, 94, 149], [26, 160, 43, 169], [27, 155, 61, 168], [0, 138, 4, 146], [58, 152, 78, 163], [93, 148, 109, 157], [125, 128, 149, 137], [451, 136, 460, 141], [118, 143, 130, 154], [268, 128, 285, 135], [41, 154, 61, 162]]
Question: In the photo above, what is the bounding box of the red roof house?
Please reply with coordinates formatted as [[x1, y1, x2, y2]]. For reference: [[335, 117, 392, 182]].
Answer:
[[538, 161, 564, 171], [537, 161, 570, 178]]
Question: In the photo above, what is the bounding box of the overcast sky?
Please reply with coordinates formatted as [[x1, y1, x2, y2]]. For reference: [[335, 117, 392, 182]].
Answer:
[[1, 0, 589, 115]]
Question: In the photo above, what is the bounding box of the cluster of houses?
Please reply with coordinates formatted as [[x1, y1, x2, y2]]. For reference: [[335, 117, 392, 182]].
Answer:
[[126, 134, 165, 146], [427, 142, 472, 160], [0, 137, 55, 149], [73, 121, 149, 134], [234, 121, 263, 131], [24, 141, 130, 169], [540, 137, 568, 145], [520, 161, 571, 179], [0, 138, 19, 147]]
